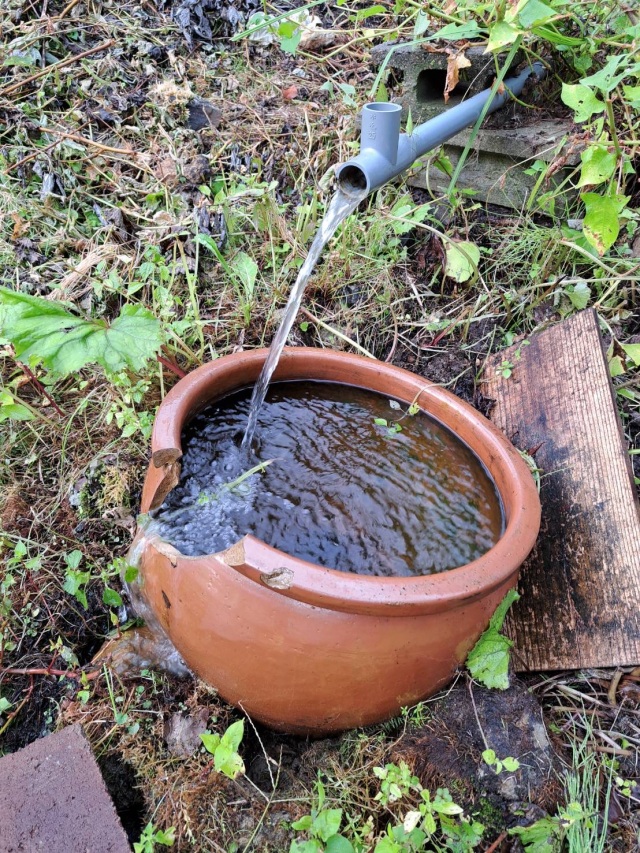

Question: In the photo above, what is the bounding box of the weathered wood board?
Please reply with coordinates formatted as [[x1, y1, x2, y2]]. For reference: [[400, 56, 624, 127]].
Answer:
[[482, 309, 640, 670]]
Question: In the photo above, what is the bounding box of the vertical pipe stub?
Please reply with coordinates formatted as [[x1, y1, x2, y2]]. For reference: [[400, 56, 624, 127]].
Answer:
[[338, 102, 402, 197], [361, 102, 402, 164]]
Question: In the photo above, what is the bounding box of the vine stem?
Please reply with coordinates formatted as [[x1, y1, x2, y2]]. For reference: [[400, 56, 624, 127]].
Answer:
[[1, 666, 100, 680], [0, 40, 114, 98], [157, 354, 186, 378], [20, 363, 65, 416]]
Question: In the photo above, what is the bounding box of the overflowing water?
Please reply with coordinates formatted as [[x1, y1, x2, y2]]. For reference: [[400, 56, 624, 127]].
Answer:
[[153, 382, 504, 576], [241, 188, 365, 451]]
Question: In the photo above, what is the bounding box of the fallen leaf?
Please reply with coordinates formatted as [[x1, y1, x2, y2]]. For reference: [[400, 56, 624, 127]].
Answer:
[[164, 709, 209, 757], [298, 14, 336, 50], [282, 84, 298, 101], [444, 52, 471, 103]]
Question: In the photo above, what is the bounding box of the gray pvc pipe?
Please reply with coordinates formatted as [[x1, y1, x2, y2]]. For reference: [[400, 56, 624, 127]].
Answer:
[[337, 62, 546, 197]]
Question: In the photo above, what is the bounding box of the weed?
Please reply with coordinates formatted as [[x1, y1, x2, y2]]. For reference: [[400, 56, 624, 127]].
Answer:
[[134, 823, 176, 853], [481, 749, 520, 775], [200, 719, 245, 780]]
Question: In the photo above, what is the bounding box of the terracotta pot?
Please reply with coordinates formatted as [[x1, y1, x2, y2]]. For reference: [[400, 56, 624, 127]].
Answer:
[[135, 348, 540, 735]]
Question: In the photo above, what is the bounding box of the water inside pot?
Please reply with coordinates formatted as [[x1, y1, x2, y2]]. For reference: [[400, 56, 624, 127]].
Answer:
[[152, 381, 504, 577]]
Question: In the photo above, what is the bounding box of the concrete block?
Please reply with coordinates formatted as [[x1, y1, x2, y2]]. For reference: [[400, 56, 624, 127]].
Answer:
[[0, 724, 131, 853]]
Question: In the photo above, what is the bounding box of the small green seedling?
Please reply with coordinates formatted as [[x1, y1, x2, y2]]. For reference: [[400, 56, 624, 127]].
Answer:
[[200, 719, 245, 779], [374, 762, 420, 805], [133, 822, 175, 853], [482, 749, 520, 774], [290, 779, 354, 853]]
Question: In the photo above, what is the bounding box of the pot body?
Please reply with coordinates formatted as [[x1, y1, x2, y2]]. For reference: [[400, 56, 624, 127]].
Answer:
[[137, 348, 541, 735]]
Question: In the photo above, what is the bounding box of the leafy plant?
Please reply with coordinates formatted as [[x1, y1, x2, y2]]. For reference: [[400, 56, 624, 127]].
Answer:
[[0, 287, 162, 378], [374, 777, 485, 852], [133, 822, 176, 853], [509, 802, 589, 852], [0, 389, 35, 422], [482, 749, 520, 774], [200, 719, 245, 779], [374, 762, 421, 806], [62, 550, 91, 609], [290, 780, 354, 853], [466, 589, 519, 689]]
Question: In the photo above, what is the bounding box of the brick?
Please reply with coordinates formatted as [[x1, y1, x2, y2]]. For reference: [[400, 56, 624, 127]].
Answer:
[[0, 724, 131, 853]]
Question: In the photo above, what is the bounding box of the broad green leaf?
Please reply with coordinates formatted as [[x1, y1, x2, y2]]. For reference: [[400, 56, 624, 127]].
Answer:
[[291, 816, 313, 831], [200, 732, 221, 754], [0, 696, 12, 714], [435, 22, 484, 41], [312, 809, 342, 842], [0, 390, 34, 422], [565, 281, 591, 310], [509, 817, 559, 852], [0, 288, 162, 377], [414, 11, 429, 37], [433, 800, 464, 815], [581, 54, 632, 94], [482, 748, 497, 765], [326, 833, 353, 852], [560, 83, 604, 122], [63, 569, 91, 609], [103, 587, 123, 608], [609, 355, 625, 377], [373, 839, 400, 853], [154, 828, 176, 846], [123, 564, 139, 583], [353, 5, 387, 21], [232, 252, 258, 297], [622, 344, 640, 366], [517, 0, 556, 28], [66, 550, 83, 569], [444, 241, 480, 283], [501, 756, 520, 771], [466, 589, 519, 689], [486, 21, 521, 53], [289, 842, 322, 853], [220, 719, 244, 752], [577, 145, 617, 187], [581, 192, 629, 254], [623, 84, 640, 108], [214, 744, 244, 778], [278, 21, 302, 54]]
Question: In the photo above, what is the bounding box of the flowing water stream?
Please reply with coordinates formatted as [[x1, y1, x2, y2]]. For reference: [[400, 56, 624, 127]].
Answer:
[[241, 188, 365, 451]]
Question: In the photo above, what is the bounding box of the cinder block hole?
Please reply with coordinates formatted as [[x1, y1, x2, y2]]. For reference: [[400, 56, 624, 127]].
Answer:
[[416, 69, 470, 104]]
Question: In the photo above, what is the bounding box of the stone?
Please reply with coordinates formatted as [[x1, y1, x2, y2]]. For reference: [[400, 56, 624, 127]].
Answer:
[[0, 724, 130, 853], [391, 679, 562, 823], [186, 98, 222, 131]]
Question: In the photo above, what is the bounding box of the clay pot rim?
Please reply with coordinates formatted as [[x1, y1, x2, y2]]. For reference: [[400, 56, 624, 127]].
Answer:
[[143, 348, 540, 616]]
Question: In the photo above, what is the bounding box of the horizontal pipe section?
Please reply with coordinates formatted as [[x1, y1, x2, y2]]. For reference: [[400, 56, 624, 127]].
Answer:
[[337, 62, 546, 196]]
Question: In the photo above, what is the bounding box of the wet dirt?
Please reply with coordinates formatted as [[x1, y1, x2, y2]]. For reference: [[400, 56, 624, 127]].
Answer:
[[391, 679, 563, 836]]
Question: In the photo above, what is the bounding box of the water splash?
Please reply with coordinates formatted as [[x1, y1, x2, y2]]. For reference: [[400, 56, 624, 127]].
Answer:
[[241, 188, 365, 451]]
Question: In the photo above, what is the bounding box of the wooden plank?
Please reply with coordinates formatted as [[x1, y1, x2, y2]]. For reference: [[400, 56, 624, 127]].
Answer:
[[482, 309, 640, 670]]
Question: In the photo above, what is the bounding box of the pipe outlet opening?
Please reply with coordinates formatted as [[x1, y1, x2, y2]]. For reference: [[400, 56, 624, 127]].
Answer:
[[363, 102, 403, 113], [337, 164, 369, 197]]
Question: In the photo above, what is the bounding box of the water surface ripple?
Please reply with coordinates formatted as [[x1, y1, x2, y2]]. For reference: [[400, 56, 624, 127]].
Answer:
[[154, 382, 504, 577]]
